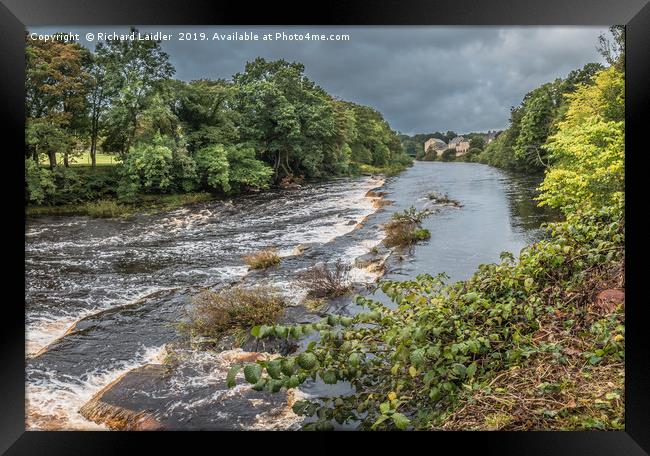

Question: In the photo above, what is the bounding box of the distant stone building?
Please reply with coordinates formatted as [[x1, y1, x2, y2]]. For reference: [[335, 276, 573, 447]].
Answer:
[[484, 131, 498, 144], [424, 137, 447, 157], [448, 136, 470, 156]]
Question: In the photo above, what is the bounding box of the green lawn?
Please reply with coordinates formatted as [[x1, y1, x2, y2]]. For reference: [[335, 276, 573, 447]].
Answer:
[[26, 192, 216, 218], [40, 151, 118, 167]]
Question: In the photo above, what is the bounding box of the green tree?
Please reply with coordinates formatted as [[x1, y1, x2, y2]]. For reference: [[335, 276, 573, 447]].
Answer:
[[234, 58, 339, 181], [85, 45, 113, 167], [25, 33, 91, 167], [538, 66, 624, 212], [171, 79, 239, 153], [469, 137, 485, 150], [597, 25, 625, 70], [226, 144, 274, 191], [100, 28, 175, 158], [513, 82, 560, 169], [194, 144, 231, 192], [117, 135, 176, 200], [25, 158, 55, 204]]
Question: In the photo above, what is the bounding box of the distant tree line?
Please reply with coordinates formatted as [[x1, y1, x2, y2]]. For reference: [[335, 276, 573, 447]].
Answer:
[[400, 27, 625, 174], [402, 60, 607, 172], [25, 29, 411, 205], [473, 62, 606, 173]]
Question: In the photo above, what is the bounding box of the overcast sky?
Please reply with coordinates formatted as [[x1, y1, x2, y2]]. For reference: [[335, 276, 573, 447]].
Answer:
[[31, 26, 609, 135]]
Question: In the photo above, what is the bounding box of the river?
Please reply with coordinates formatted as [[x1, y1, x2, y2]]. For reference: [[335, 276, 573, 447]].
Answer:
[[24, 162, 556, 430]]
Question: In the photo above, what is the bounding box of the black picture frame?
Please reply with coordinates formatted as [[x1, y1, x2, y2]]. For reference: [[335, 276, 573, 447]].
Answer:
[[3, 0, 648, 453]]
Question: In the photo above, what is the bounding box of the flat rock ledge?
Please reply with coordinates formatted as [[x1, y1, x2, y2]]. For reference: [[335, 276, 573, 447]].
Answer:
[[78, 351, 300, 431], [79, 364, 168, 430]]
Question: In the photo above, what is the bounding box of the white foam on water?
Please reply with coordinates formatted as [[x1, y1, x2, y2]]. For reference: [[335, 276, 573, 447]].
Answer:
[[25, 285, 170, 357], [25, 175, 387, 430], [156, 349, 304, 429], [169, 265, 249, 282], [26, 345, 166, 431], [249, 388, 307, 430]]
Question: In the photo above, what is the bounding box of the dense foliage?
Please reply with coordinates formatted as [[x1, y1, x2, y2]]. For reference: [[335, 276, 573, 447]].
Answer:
[[25, 31, 411, 207], [476, 26, 623, 173], [537, 67, 624, 212], [475, 63, 604, 172], [228, 55, 625, 431]]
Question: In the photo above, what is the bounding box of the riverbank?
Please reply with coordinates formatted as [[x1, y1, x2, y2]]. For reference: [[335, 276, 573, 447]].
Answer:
[[25, 161, 411, 218], [236, 190, 625, 432], [25, 192, 216, 218]]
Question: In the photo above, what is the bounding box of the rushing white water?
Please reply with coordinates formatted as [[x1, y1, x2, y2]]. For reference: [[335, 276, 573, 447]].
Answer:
[[25, 175, 385, 430], [26, 345, 167, 430], [26, 176, 384, 356]]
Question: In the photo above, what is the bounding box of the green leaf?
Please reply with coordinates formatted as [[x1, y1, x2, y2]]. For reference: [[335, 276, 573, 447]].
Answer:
[[371, 414, 391, 430], [250, 326, 261, 337], [243, 363, 262, 384], [589, 355, 603, 365], [251, 378, 267, 391], [392, 412, 410, 430], [226, 364, 240, 388], [257, 325, 272, 338], [285, 375, 300, 388], [290, 325, 304, 338], [274, 325, 288, 338], [410, 349, 425, 366], [348, 352, 362, 368], [292, 400, 309, 415], [429, 387, 441, 401], [379, 402, 391, 414], [297, 352, 318, 370], [267, 378, 284, 393], [321, 370, 337, 384], [266, 359, 283, 380], [281, 357, 296, 376], [340, 316, 354, 327]]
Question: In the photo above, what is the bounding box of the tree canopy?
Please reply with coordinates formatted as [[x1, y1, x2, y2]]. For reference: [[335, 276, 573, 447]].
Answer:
[[24, 33, 411, 206]]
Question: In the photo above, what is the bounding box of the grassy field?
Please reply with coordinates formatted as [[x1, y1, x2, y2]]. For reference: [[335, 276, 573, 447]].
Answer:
[[26, 192, 216, 218], [352, 161, 411, 177], [40, 152, 118, 167]]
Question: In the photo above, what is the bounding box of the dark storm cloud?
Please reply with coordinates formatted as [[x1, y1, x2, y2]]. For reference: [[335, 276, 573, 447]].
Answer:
[[30, 26, 608, 134]]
